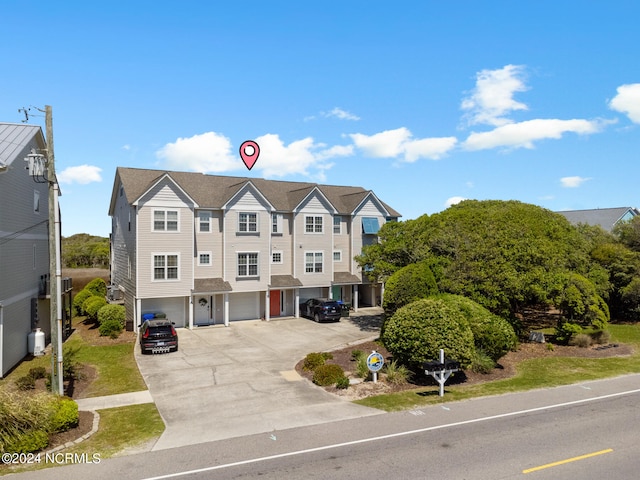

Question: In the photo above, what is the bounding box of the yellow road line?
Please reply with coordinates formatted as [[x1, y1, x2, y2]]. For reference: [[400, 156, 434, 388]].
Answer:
[[523, 449, 613, 474]]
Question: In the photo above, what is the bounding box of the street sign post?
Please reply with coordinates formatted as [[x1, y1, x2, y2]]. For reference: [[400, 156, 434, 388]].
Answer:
[[366, 351, 385, 383]]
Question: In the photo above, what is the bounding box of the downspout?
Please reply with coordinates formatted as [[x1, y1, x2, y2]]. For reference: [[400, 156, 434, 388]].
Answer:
[[0, 302, 4, 377]]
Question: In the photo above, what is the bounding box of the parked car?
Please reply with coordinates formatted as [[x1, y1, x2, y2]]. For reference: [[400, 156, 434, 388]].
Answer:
[[299, 298, 342, 322], [139, 319, 178, 354]]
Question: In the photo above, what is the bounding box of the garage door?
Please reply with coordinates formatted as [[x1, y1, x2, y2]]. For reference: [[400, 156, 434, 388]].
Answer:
[[141, 297, 187, 328], [299, 288, 323, 303], [229, 292, 259, 321]]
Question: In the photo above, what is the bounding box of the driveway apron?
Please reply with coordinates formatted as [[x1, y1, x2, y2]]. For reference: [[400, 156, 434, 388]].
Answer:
[[135, 309, 385, 450]]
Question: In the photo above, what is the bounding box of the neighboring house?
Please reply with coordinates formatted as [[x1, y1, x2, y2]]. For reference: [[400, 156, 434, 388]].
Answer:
[[558, 207, 639, 232], [0, 123, 52, 377], [109, 167, 401, 330]]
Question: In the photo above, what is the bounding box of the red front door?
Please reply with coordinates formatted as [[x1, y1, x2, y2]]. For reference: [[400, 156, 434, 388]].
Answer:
[[270, 290, 281, 317]]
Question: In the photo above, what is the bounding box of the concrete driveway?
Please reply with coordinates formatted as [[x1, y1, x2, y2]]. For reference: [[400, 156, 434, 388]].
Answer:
[[135, 309, 385, 450]]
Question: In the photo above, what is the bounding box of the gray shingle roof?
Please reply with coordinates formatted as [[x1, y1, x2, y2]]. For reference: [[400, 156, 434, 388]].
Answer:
[[111, 167, 401, 217], [558, 207, 639, 232], [0, 123, 45, 167]]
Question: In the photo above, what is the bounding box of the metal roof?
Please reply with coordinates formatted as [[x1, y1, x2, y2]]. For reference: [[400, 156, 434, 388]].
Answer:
[[557, 207, 639, 232]]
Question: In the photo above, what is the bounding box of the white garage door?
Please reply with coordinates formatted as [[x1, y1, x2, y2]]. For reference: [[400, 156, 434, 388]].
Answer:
[[141, 297, 187, 328], [229, 292, 259, 321], [299, 288, 323, 303]]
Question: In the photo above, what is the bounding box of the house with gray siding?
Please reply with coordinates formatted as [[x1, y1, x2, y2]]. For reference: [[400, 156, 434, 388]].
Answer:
[[108, 167, 400, 330], [0, 123, 52, 377], [558, 207, 639, 232]]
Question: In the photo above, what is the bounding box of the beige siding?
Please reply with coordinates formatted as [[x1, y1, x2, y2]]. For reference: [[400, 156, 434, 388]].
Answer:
[[294, 192, 334, 287], [136, 180, 194, 298], [270, 213, 293, 276], [194, 210, 223, 279], [223, 188, 270, 292], [353, 197, 388, 277], [333, 215, 351, 272]]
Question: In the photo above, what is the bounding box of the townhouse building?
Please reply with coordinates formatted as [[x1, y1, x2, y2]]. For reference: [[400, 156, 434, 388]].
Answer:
[[109, 167, 400, 330]]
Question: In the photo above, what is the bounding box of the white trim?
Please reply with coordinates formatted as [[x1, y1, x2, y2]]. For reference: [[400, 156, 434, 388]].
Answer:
[[152, 208, 180, 233], [333, 215, 341, 234], [304, 215, 324, 234], [198, 251, 212, 266], [304, 251, 324, 274], [237, 211, 259, 233], [152, 252, 180, 281], [198, 210, 212, 233], [292, 186, 338, 214], [237, 251, 260, 278], [333, 250, 342, 262], [132, 173, 199, 208], [271, 250, 283, 264]]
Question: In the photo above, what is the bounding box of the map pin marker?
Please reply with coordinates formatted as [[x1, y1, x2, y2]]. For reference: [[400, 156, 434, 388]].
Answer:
[[240, 140, 260, 170]]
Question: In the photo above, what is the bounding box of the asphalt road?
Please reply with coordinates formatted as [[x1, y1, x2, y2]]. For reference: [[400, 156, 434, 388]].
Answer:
[[12, 375, 640, 480]]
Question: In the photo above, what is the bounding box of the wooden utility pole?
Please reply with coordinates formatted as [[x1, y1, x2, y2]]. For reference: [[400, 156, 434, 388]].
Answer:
[[45, 105, 63, 395]]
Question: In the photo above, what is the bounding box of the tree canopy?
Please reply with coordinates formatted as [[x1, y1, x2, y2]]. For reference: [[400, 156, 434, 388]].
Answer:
[[359, 200, 638, 322], [62, 234, 109, 268]]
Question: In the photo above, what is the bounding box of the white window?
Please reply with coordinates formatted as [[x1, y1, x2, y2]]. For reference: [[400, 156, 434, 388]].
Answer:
[[238, 252, 259, 277], [305, 251, 323, 273], [305, 215, 323, 234], [33, 190, 40, 214], [272, 251, 283, 264], [154, 210, 178, 232], [272, 213, 283, 234], [198, 252, 212, 266], [153, 254, 179, 280], [238, 212, 258, 233], [333, 216, 341, 234], [333, 250, 342, 262], [199, 211, 211, 232]]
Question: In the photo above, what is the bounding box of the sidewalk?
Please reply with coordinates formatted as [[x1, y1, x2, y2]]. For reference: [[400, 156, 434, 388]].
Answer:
[[75, 390, 153, 411]]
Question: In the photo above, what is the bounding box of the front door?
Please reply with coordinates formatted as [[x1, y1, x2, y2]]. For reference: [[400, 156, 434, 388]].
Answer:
[[195, 296, 213, 325], [270, 290, 281, 317]]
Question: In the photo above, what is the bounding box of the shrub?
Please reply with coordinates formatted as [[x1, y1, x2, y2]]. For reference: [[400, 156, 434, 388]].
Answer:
[[381, 298, 475, 369], [49, 398, 79, 432], [5, 430, 49, 454], [83, 296, 107, 321], [382, 262, 438, 317], [28, 366, 47, 379], [97, 304, 125, 326], [555, 321, 583, 344], [591, 329, 611, 345], [15, 375, 35, 391], [312, 364, 346, 386], [99, 318, 124, 338], [335, 376, 350, 389], [351, 349, 364, 361], [73, 289, 94, 316], [356, 355, 370, 379], [469, 349, 496, 374], [85, 277, 107, 297], [570, 333, 593, 348], [438, 294, 517, 361], [383, 360, 412, 385], [303, 352, 332, 372]]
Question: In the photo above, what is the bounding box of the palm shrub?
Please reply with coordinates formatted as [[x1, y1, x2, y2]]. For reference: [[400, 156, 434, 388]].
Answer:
[[383, 360, 412, 385], [381, 298, 475, 369]]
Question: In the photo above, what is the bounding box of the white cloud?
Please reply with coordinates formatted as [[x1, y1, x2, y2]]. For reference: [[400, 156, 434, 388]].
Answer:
[[560, 176, 591, 188], [609, 83, 640, 123], [323, 107, 360, 121], [446, 196, 467, 207], [461, 64, 529, 126], [58, 165, 102, 184], [462, 118, 605, 151], [122, 144, 131, 151], [156, 131, 237, 172], [156, 131, 354, 180], [349, 127, 457, 162]]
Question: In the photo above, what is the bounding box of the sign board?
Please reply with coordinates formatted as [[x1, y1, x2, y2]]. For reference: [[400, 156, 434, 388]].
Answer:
[[366, 351, 385, 372]]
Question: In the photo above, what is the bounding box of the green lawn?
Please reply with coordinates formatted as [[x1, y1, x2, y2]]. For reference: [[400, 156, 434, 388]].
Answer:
[[356, 323, 640, 411]]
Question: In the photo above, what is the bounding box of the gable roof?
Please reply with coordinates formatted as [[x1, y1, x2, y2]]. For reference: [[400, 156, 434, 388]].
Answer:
[[0, 123, 45, 169], [110, 167, 401, 217], [558, 207, 639, 232]]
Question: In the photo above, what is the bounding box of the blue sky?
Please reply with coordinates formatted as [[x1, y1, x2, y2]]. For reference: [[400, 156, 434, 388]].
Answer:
[[2, 1, 640, 237]]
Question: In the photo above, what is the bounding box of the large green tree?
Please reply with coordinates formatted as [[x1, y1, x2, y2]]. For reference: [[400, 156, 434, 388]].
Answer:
[[360, 200, 603, 318]]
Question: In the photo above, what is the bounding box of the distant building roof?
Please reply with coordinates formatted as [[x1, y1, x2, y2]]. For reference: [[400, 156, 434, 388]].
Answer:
[[557, 207, 639, 232]]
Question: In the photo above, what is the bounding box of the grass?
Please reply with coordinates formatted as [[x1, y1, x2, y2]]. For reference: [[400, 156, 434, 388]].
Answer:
[[355, 324, 640, 411]]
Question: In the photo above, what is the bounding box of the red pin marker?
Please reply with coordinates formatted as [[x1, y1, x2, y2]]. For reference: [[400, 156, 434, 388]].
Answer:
[[239, 140, 260, 170]]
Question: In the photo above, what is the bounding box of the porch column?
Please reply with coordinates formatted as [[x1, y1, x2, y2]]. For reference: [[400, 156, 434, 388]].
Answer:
[[353, 286, 359, 312], [294, 288, 300, 318], [188, 295, 194, 330], [224, 293, 229, 327], [265, 290, 270, 322], [380, 282, 385, 307], [135, 297, 142, 333]]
